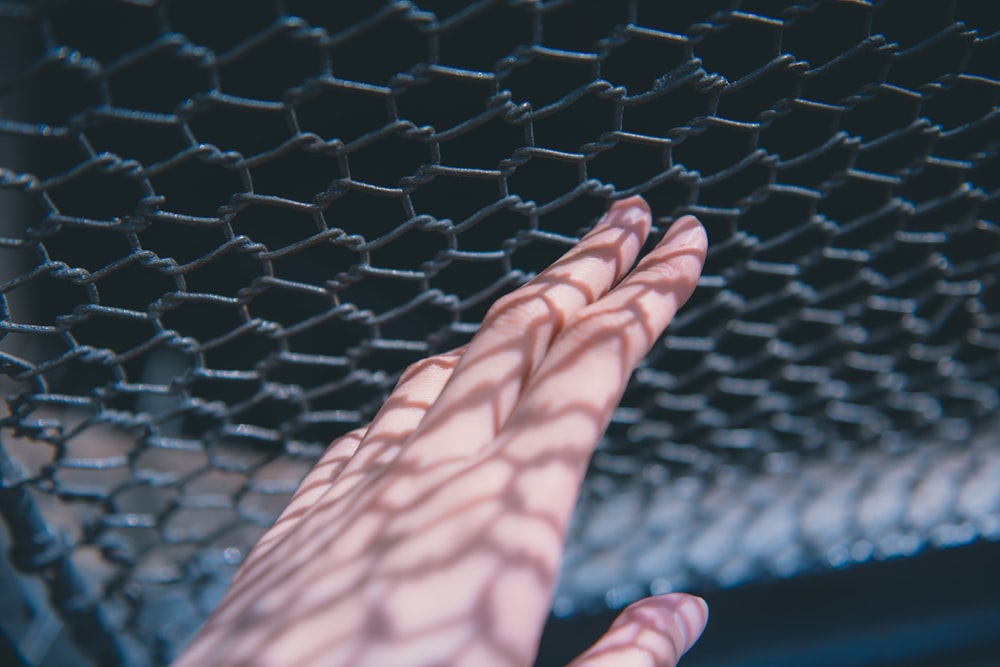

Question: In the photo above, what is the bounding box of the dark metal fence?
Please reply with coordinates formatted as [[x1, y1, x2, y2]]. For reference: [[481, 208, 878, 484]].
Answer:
[[1, 1, 998, 664]]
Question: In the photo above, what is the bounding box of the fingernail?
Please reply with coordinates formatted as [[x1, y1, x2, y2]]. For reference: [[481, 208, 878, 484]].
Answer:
[[663, 216, 706, 248], [674, 596, 709, 654]]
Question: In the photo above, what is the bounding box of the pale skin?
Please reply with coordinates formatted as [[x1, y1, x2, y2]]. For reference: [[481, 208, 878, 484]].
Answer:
[[174, 196, 710, 667]]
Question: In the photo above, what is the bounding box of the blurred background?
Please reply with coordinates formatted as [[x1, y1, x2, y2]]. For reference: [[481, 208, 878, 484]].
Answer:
[[1, 1, 998, 665]]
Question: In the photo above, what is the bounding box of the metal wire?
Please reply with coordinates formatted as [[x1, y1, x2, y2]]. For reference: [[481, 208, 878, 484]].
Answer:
[[1, 1, 998, 664]]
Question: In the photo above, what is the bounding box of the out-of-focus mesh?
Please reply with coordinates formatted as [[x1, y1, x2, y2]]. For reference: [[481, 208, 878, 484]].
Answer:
[[0, 0, 998, 664]]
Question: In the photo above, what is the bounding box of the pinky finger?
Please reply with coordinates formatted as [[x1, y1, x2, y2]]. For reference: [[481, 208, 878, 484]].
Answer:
[[234, 347, 466, 571], [567, 594, 709, 667], [265, 345, 468, 536], [272, 427, 368, 527], [239, 427, 368, 564]]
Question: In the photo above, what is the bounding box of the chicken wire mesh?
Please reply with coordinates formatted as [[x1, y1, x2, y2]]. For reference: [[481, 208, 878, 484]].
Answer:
[[0, 0, 998, 664]]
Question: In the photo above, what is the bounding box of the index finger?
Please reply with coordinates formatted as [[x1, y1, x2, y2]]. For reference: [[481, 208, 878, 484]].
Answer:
[[493, 215, 707, 511]]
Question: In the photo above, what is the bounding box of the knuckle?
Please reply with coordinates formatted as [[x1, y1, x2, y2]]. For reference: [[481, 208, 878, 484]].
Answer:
[[564, 308, 635, 343], [483, 288, 558, 331], [399, 350, 458, 383]]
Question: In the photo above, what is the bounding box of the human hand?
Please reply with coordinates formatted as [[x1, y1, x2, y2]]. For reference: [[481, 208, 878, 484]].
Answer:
[[174, 196, 709, 667]]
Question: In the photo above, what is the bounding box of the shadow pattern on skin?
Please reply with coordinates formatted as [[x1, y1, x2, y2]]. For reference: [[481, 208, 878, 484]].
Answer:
[[173, 197, 708, 667]]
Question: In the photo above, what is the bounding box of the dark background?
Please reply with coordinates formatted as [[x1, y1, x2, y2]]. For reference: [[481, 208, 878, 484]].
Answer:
[[537, 539, 1000, 666], [1, 1, 998, 666]]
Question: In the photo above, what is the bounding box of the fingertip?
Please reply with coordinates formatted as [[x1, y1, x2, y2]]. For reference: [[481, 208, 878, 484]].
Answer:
[[568, 593, 709, 667], [611, 195, 651, 216], [672, 595, 709, 655], [661, 215, 708, 254], [590, 195, 652, 242], [604, 195, 652, 231], [622, 593, 708, 654]]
